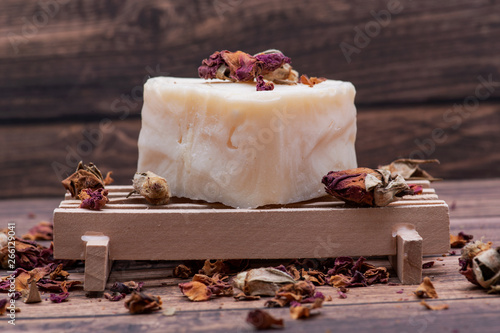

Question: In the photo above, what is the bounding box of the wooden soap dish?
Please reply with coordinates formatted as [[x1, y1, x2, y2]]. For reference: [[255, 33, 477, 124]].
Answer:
[[53, 180, 449, 291]]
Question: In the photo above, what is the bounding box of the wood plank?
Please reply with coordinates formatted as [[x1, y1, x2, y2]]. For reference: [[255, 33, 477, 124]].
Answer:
[[389, 228, 423, 285], [1, 103, 499, 199], [1, 0, 499, 120]]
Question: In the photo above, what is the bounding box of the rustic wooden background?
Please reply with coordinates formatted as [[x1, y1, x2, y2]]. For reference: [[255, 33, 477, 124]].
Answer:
[[1, 0, 499, 198]]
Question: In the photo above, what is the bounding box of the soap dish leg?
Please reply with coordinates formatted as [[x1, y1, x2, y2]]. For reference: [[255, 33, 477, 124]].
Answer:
[[389, 228, 423, 285], [84, 237, 112, 292]]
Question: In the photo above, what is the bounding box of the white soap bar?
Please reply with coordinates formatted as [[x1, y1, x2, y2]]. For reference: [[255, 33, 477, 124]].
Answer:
[[137, 77, 357, 208]]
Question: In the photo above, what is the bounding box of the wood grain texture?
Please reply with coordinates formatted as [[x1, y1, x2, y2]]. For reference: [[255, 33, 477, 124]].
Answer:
[[1, 179, 500, 332], [1, 102, 499, 198], [1, 0, 500, 121]]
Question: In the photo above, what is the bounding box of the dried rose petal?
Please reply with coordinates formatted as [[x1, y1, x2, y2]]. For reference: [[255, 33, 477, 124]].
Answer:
[[420, 300, 449, 310], [179, 281, 212, 301], [0, 298, 8, 315], [124, 292, 162, 314], [104, 292, 126, 302], [379, 159, 440, 181], [414, 277, 438, 299], [79, 188, 109, 210], [199, 259, 226, 277], [22, 221, 53, 241], [173, 264, 192, 279], [422, 261, 435, 269], [246, 309, 284, 329], [49, 292, 69, 303], [49, 264, 69, 281], [110, 281, 144, 294], [450, 232, 474, 248]]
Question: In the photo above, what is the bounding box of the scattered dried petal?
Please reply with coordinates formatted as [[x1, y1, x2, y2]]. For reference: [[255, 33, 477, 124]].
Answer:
[[49, 292, 69, 303], [199, 259, 226, 277], [49, 264, 69, 281], [379, 159, 440, 181], [22, 221, 53, 241], [104, 292, 126, 302], [420, 300, 449, 310], [233, 292, 261, 301], [79, 188, 109, 210], [337, 289, 348, 299], [110, 281, 144, 294], [414, 277, 438, 299], [179, 281, 212, 301], [450, 232, 474, 248], [173, 264, 192, 279], [0, 298, 7, 315], [124, 292, 162, 314], [289, 298, 323, 320], [246, 309, 284, 330], [422, 261, 435, 269]]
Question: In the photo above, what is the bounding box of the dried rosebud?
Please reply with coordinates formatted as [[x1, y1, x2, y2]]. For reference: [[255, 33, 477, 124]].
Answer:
[[0, 298, 8, 315], [79, 188, 109, 210], [300, 74, 326, 87], [198, 49, 298, 91], [379, 158, 440, 181], [130, 171, 171, 205], [472, 247, 500, 288], [61, 161, 112, 198], [246, 309, 284, 330], [124, 292, 162, 314], [322, 168, 412, 207]]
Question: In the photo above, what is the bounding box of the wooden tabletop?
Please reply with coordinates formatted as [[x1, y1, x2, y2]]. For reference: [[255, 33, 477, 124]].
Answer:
[[1, 179, 499, 332]]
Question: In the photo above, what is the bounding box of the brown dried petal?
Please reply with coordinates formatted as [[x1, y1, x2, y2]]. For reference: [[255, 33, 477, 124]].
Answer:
[[414, 277, 438, 299], [124, 292, 162, 314], [289, 298, 323, 320], [199, 259, 226, 277], [173, 264, 192, 279], [233, 292, 260, 301], [246, 309, 284, 330], [179, 281, 212, 301], [22, 221, 53, 241], [0, 298, 8, 315], [49, 264, 69, 281], [379, 159, 440, 181], [420, 300, 449, 310], [300, 74, 327, 87], [450, 232, 474, 248], [79, 188, 109, 210]]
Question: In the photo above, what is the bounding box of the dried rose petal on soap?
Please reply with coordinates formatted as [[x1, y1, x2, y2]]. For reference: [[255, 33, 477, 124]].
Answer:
[[79, 188, 109, 210], [256, 75, 274, 91], [300, 74, 326, 87], [450, 232, 474, 248]]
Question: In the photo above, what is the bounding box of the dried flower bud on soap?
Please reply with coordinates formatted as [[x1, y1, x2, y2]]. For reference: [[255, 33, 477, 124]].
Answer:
[[198, 49, 298, 91], [130, 171, 171, 205]]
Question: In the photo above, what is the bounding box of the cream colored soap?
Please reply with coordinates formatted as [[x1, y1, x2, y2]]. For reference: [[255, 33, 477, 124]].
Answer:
[[137, 77, 357, 208]]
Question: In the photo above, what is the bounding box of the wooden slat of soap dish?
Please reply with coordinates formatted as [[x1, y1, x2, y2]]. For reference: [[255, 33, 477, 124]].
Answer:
[[53, 180, 449, 291]]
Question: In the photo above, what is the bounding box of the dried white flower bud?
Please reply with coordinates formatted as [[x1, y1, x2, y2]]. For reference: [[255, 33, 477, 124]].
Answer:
[[131, 171, 171, 205], [473, 247, 500, 288]]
